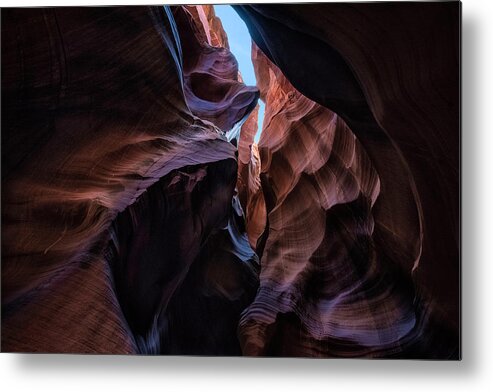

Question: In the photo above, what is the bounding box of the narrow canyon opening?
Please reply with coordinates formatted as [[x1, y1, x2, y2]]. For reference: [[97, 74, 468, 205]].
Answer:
[[0, 4, 459, 359], [214, 5, 265, 143]]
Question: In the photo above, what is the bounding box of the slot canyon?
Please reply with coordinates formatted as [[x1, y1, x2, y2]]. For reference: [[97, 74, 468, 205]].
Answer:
[[1, 3, 460, 358]]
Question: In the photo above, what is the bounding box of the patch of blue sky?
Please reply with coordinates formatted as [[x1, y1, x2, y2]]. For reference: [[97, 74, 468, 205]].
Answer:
[[214, 5, 265, 143]]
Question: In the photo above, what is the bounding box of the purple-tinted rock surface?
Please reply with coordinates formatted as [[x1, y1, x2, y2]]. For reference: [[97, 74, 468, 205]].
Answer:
[[1, 3, 459, 358]]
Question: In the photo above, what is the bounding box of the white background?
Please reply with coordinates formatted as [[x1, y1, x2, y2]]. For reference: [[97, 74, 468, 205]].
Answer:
[[0, 0, 491, 391]]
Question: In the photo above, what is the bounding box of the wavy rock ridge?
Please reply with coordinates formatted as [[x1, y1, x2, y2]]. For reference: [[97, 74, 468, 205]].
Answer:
[[235, 3, 459, 358], [238, 44, 420, 357], [1, 3, 459, 358], [1, 5, 258, 354]]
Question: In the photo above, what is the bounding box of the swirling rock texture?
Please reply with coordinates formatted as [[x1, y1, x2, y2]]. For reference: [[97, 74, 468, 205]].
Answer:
[[1, 3, 460, 359], [235, 2, 460, 358], [1, 5, 258, 354], [237, 104, 266, 250], [176, 6, 259, 138]]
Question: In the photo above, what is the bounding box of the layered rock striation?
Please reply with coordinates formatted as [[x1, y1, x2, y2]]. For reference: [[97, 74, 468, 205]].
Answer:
[[1, 5, 258, 353], [238, 45, 418, 357], [235, 3, 459, 358], [1, 3, 459, 358]]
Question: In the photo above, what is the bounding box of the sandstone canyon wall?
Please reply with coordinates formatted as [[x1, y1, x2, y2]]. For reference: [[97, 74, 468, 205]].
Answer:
[[1, 5, 258, 354], [1, 3, 459, 358], [235, 2, 460, 358]]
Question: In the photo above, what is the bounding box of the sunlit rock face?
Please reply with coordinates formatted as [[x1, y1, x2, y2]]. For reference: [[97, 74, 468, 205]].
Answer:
[[175, 6, 259, 136], [235, 3, 459, 358], [1, 3, 459, 358], [183, 5, 229, 49], [237, 105, 266, 250], [1, 5, 258, 353], [238, 44, 417, 357]]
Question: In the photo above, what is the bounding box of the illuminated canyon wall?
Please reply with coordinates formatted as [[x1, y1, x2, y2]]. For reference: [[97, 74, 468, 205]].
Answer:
[[234, 2, 460, 358], [1, 3, 460, 358], [1, 5, 258, 354]]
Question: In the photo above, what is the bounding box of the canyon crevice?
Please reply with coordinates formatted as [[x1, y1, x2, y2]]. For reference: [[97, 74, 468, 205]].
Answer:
[[1, 3, 459, 358]]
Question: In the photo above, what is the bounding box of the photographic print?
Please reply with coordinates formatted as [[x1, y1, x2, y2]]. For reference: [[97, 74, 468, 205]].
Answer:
[[1, 2, 461, 358]]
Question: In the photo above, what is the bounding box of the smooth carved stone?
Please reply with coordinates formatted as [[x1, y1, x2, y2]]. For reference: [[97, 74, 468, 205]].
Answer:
[[106, 160, 258, 354], [239, 46, 390, 356], [160, 192, 259, 355], [184, 5, 230, 49], [237, 105, 267, 250], [1, 2, 459, 358], [234, 3, 459, 331], [234, 3, 459, 358], [1, 5, 257, 354], [236, 42, 458, 358], [173, 6, 259, 137]]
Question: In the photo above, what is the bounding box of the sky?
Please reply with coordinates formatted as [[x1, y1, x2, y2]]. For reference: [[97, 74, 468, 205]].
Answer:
[[214, 5, 265, 143]]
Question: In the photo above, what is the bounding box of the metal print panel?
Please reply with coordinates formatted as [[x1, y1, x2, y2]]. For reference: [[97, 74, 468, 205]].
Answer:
[[1, 2, 461, 358]]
